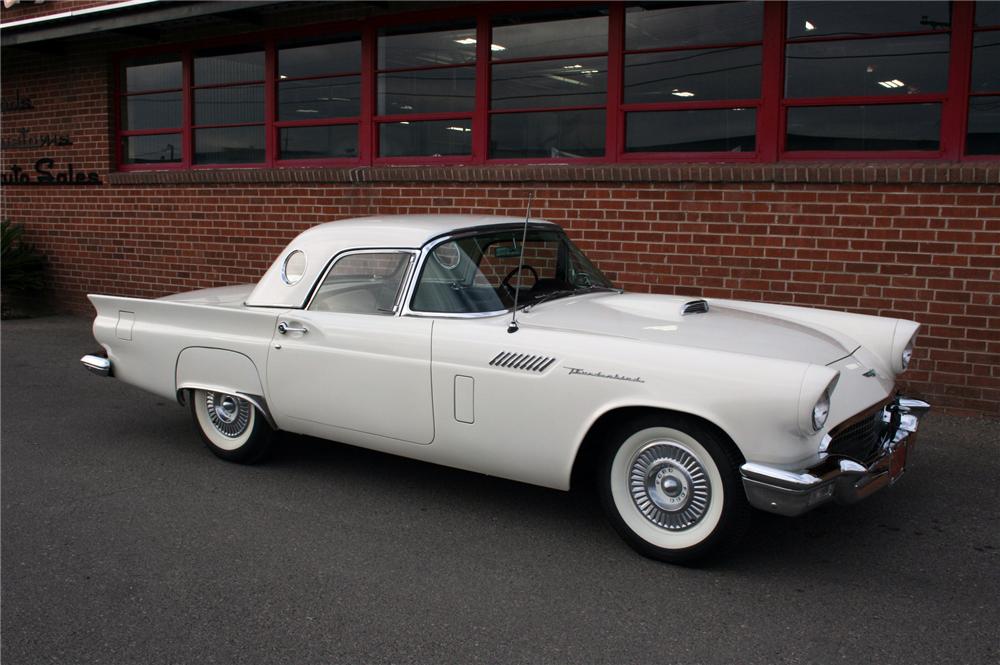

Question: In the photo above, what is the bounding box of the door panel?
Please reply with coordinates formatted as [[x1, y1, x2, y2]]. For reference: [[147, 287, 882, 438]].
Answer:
[[266, 311, 434, 444]]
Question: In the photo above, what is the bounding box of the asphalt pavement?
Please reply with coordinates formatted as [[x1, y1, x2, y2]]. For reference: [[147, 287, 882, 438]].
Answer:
[[2, 315, 998, 664]]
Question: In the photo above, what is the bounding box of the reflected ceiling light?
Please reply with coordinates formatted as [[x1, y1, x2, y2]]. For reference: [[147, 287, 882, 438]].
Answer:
[[279, 74, 288, 79], [877, 79, 905, 88], [296, 109, 318, 113], [446, 126, 471, 132], [400, 104, 414, 110], [547, 74, 584, 85], [671, 89, 695, 97], [399, 121, 410, 125], [563, 64, 583, 69], [805, 20, 815, 30], [453, 37, 506, 52]]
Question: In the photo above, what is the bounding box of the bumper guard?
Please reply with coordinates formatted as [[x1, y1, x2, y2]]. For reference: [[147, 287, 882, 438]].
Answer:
[[740, 396, 930, 517]]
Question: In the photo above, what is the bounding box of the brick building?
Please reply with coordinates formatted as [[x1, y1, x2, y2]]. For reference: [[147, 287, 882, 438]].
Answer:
[[1, 0, 998, 415]]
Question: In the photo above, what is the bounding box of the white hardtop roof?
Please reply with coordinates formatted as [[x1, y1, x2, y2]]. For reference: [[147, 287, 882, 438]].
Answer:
[[291, 214, 556, 250], [246, 214, 559, 308]]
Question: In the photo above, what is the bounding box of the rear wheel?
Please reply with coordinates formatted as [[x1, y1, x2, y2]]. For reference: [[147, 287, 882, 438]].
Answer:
[[190, 389, 273, 464], [598, 414, 749, 564]]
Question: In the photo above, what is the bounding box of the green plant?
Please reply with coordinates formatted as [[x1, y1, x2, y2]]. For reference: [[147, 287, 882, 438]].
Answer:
[[1, 220, 47, 292]]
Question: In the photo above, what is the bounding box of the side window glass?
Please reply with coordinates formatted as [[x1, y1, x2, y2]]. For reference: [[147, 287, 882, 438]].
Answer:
[[310, 252, 411, 314]]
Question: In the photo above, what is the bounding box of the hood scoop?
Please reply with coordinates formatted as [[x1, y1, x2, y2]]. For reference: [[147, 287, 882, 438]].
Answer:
[[681, 299, 710, 315]]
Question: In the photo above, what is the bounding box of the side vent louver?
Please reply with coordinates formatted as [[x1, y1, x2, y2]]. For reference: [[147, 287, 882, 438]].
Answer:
[[489, 351, 556, 373], [682, 299, 710, 315]]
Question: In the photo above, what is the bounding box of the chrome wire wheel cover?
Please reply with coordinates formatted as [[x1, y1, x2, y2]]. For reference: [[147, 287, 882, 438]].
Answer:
[[628, 441, 712, 531], [205, 392, 251, 438]]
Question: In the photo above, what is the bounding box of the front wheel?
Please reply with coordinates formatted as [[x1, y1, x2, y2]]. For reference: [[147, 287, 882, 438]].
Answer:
[[598, 414, 750, 564], [190, 389, 274, 464]]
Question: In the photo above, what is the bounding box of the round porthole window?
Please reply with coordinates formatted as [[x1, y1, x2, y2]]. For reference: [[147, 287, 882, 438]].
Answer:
[[281, 250, 307, 285], [433, 242, 462, 270]]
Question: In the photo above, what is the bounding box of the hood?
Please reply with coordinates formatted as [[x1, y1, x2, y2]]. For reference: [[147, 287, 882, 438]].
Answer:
[[520, 293, 852, 365]]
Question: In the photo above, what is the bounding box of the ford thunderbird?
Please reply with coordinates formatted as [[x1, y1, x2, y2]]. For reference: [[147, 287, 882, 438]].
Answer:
[[81, 215, 929, 563]]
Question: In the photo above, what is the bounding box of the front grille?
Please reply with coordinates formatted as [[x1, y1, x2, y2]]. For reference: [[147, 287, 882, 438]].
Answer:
[[827, 407, 887, 466]]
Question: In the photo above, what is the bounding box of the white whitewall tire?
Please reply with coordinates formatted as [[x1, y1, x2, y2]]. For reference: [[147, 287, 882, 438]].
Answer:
[[599, 414, 750, 564], [190, 389, 274, 463]]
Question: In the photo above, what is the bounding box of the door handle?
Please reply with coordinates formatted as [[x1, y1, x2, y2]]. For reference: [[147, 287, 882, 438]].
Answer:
[[277, 321, 308, 335]]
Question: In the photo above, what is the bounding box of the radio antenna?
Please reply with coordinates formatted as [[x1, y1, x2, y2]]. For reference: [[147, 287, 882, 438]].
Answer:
[[507, 191, 534, 333]]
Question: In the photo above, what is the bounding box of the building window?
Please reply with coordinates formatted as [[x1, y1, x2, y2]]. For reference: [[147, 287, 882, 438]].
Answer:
[[278, 35, 361, 161], [783, 1, 951, 154], [192, 47, 266, 164], [623, 1, 762, 155], [968, 4, 1000, 155], [115, 1, 996, 170], [119, 54, 183, 164], [490, 7, 608, 159], [376, 22, 477, 158]]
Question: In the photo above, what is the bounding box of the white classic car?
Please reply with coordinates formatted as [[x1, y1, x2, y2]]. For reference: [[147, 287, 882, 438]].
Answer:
[[82, 215, 929, 563]]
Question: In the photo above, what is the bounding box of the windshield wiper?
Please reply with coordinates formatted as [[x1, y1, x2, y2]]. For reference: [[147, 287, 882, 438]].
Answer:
[[522, 285, 620, 312]]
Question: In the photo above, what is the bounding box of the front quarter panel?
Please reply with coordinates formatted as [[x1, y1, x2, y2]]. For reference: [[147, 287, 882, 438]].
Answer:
[[428, 316, 830, 490]]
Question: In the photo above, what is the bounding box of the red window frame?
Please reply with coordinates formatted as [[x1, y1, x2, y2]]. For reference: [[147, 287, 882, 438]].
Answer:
[[274, 33, 363, 167], [965, 3, 1000, 159], [113, 1, 993, 172]]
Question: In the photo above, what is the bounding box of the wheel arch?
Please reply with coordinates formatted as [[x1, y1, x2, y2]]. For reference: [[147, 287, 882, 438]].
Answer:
[[569, 405, 745, 492], [175, 347, 277, 430]]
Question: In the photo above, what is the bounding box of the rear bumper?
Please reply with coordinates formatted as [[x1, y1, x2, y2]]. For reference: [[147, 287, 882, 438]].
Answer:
[[81, 354, 112, 377], [740, 396, 930, 517]]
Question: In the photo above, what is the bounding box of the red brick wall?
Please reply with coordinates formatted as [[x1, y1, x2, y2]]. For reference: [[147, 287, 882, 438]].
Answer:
[[2, 37, 999, 417]]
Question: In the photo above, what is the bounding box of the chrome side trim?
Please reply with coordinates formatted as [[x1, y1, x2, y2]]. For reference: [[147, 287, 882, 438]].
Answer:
[[489, 351, 556, 372], [740, 394, 929, 517], [81, 354, 112, 377]]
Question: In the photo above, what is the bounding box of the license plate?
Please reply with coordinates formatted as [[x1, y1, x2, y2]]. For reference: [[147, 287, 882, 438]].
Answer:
[[889, 442, 908, 482]]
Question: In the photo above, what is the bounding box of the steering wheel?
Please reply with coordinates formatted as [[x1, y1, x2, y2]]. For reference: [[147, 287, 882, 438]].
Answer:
[[501, 264, 539, 297]]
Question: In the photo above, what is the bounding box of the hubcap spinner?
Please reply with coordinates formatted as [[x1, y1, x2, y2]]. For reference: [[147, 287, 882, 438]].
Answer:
[[628, 441, 711, 531]]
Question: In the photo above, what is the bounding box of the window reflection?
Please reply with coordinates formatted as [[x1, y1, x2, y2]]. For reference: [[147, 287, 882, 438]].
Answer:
[[786, 104, 941, 151], [490, 110, 604, 158], [380, 119, 472, 157], [492, 8, 608, 60], [625, 2, 762, 50], [492, 57, 607, 110], [625, 46, 760, 103], [786, 1, 951, 39], [627, 109, 756, 152]]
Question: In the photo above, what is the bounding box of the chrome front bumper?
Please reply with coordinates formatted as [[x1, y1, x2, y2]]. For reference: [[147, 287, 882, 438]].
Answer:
[[740, 396, 931, 517], [81, 354, 112, 377]]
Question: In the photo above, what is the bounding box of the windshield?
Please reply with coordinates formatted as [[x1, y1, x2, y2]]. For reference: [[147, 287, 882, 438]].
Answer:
[[410, 227, 615, 314]]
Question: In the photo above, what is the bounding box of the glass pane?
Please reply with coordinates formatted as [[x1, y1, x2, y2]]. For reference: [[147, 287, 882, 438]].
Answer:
[[279, 125, 358, 160], [378, 67, 475, 115], [787, 1, 951, 39], [624, 46, 760, 104], [194, 126, 266, 164], [194, 84, 264, 125], [977, 3, 1000, 27], [971, 32, 1000, 92], [626, 108, 756, 152], [489, 110, 605, 158], [312, 252, 411, 315], [122, 91, 181, 130], [378, 23, 477, 70], [278, 37, 361, 78], [379, 119, 472, 157], [123, 56, 181, 92], [121, 134, 182, 164], [492, 57, 607, 110], [967, 96, 1000, 154], [492, 8, 608, 60], [279, 76, 360, 120], [625, 2, 762, 50], [194, 49, 264, 85], [785, 35, 949, 98], [786, 104, 941, 151]]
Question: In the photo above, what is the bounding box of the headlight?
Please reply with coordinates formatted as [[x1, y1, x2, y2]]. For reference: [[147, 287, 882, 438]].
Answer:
[[901, 336, 914, 370], [812, 387, 832, 431]]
